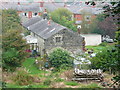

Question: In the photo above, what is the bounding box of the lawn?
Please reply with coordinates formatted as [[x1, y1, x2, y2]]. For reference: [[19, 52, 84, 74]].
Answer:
[[85, 43, 115, 53], [22, 58, 48, 74]]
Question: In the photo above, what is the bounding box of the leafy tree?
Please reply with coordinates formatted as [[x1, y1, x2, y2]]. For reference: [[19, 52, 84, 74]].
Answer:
[[48, 48, 73, 69], [79, 10, 95, 34], [51, 8, 77, 32], [90, 14, 117, 38], [88, 1, 120, 87], [2, 9, 21, 33], [103, 2, 120, 87], [90, 47, 118, 72], [2, 9, 29, 71]]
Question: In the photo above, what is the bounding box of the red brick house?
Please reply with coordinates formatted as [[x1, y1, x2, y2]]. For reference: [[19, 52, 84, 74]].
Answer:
[[1, 2, 44, 20]]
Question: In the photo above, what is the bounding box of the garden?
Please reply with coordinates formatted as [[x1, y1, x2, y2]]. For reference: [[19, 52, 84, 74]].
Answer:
[[2, 43, 118, 88]]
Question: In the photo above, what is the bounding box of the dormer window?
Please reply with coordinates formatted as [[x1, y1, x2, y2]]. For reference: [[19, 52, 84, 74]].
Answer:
[[54, 35, 63, 44], [56, 37, 61, 42]]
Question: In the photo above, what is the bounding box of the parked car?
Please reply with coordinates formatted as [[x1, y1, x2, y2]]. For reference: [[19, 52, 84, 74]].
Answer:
[[102, 35, 114, 43]]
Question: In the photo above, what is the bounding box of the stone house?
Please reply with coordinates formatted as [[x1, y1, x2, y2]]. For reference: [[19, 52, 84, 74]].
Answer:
[[22, 17, 84, 56]]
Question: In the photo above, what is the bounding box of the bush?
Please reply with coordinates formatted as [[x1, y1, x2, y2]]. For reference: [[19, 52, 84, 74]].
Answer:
[[12, 68, 33, 85], [90, 47, 118, 73], [49, 48, 73, 69]]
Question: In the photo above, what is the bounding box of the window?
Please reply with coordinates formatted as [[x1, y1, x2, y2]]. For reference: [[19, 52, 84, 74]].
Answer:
[[34, 13, 37, 16], [24, 13, 27, 16], [56, 37, 61, 42], [85, 16, 91, 21]]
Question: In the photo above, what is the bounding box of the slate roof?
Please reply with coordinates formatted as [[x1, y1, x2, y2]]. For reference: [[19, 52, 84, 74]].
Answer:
[[1, 2, 43, 12], [66, 4, 104, 15], [44, 2, 64, 12], [22, 17, 42, 27], [22, 17, 67, 39]]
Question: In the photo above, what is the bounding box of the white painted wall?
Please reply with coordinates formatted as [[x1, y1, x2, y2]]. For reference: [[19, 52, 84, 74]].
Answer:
[[81, 34, 102, 46]]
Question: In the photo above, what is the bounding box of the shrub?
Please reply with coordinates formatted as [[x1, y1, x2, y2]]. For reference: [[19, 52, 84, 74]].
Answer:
[[12, 68, 33, 85], [90, 47, 118, 73], [49, 48, 73, 69]]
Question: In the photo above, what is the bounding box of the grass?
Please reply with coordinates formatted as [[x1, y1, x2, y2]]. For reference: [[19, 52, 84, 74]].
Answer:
[[54, 78, 65, 82], [86, 43, 114, 53], [80, 83, 103, 88], [22, 58, 48, 74], [64, 81, 79, 86], [6, 83, 49, 88]]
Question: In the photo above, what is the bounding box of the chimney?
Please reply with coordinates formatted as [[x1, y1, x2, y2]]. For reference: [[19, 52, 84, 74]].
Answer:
[[43, 9, 48, 20], [48, 20, 50, 25], [47, 17, 52, 26], [40, 1, 44, 7], [18, 2, 20, 5], [18, 0, 20, 5], [64, 3, 66, 7]]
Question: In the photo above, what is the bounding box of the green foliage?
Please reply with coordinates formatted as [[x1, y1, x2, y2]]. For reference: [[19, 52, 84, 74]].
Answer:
[[2, 9, 21, 33], [43, 79, 52, 86], [6, 83, 49, 88], [2, 48, 20, 71], [49, 48, 73, 69], [12, 68, 33, 85], [99, 42, 108, 46], [54, 78, 64, 82], [0, 81, 6, 88], [2, 9, 29, 71], [90, 47, 118, 72], [80, 83, 102, 88], [22, 58, 48, 74], [65, 81, 79, 86], [51, 8, 77, 32], [24, 31, 30, 36], [2, 30, 29, 71]]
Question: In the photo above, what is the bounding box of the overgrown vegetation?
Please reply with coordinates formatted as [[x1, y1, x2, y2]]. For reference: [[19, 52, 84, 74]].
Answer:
[[12, 68, 34, 85], [90, 47, 118, 73], [2, 9, 29, 71], [49, 48, 73, 70]]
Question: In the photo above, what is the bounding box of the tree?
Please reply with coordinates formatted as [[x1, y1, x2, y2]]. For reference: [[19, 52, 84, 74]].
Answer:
[[2, 9, 29, 71], [48, 48, 73, 70], [79, 10, 95, 34], [87, 1, 120, 87], [51, 8, 77, 32], [90, 14, 117, 38], [2, 9, 21, 33]]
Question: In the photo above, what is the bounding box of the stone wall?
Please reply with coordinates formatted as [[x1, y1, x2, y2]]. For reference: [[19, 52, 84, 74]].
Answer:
[[44, 29, 84, 54]]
